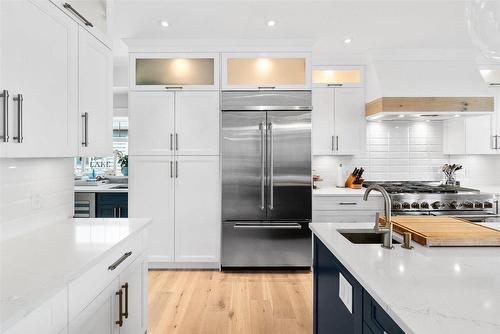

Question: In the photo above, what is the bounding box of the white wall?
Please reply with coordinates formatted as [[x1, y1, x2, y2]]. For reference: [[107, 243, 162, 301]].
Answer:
[[0, 158, 74, 241], [313, 120, 500, 189]]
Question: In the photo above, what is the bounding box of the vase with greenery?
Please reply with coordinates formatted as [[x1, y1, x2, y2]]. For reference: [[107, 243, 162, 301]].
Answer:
[[118, 155, 128, 176]]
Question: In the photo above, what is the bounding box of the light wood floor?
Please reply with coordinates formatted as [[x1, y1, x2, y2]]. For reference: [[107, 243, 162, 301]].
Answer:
[[148, 270, 312, 334]]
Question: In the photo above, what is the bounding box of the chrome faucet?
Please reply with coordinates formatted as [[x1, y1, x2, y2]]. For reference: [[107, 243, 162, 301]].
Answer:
[[363, 185, 394, 249]]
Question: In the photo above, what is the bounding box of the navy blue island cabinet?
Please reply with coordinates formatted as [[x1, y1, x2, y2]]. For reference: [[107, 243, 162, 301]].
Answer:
[[96, 193, 128, 218], [313, 236, 405, 334]]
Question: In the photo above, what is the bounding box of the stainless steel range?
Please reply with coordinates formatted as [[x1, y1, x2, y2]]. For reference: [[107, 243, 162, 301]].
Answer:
[[363, 181, 498, 220]]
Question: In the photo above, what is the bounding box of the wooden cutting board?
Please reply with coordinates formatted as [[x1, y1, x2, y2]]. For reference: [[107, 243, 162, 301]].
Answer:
[[379, 216, 500, 246]]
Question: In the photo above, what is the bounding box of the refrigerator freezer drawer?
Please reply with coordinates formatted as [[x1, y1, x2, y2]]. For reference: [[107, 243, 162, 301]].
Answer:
[[221, 222, 312, 267]]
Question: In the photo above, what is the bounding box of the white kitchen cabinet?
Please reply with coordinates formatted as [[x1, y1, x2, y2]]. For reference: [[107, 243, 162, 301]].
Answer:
[[312, 66, 364, 88], [312, 194, 382, 224], [443, 115, 497, 155], [130, 53, 219, 90], [129, 156, 175, 263], [312, 87, 365, 155], [78, 26, 113, 157], [129, 155, 220, 267], [68, 278, 120, 334], [129, 92, 175, 156], [129, 91, 219, 156], [222, 52, 311, 90], [1, 0, 78, 158], [175, 91, 219, 155], [174, 156, 220, 262], [118, 255, 147, 334], [51, 0, 111, 47]]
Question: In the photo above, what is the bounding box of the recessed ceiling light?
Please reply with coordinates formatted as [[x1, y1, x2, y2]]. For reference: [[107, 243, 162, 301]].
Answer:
[[160, 20, 169, 27], [267, 20, 276, 27], [344, 38, 352, 44], [454, 114, 461, 118]]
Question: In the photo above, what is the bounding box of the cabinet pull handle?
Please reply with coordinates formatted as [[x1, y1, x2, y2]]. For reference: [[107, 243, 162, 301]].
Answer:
[[108, 251, 132, 271], [339, 202, 357, 205], [122, 282, 129, 319], [175, 133, 179, 151], [118, 207, 122, 218], [170, 133, 173, 151], [0, 90, 8, 142], [495, 135, 499, 150], [113, 207, 117, 218], [13, 94, 23, 143], [258, 86, 275, 90], [327, 83, 343, 87], [170, 161, 173, 178], [331, 136, 334, 151], [336, 136, 339, 151], [63, 3, 94, 27], [175, 161, 178, 178], [164, 86, 183, 89], [81, 112, 89, 147], [115, 289, 123, 327]]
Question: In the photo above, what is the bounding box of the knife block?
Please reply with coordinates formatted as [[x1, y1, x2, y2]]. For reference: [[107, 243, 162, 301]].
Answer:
[[345, 174, 364, 189]]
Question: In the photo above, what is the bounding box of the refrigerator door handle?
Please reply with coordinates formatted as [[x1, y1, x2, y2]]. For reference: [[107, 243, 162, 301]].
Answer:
[[260, 122, 266, 210], [268, 122, 274, 210]]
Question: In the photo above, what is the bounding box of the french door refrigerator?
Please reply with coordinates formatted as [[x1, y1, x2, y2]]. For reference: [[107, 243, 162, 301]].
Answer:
[[221, 91, 312, 267]]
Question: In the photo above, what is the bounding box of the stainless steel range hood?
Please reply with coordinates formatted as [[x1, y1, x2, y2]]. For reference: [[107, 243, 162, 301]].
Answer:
[[365, 55, 495, 121]]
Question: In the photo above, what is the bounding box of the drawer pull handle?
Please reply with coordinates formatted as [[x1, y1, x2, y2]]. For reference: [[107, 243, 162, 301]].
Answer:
[[339, 202, 357, 205], [115, 289, 123, 327], [108, 251, 132, 271]]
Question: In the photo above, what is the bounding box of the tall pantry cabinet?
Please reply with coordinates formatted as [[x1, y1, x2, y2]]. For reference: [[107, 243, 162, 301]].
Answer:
[[129, 53, 220, 267]]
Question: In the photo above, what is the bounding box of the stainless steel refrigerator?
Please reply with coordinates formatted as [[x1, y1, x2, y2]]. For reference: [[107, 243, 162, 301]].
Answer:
[[221, 91, 312, 268]]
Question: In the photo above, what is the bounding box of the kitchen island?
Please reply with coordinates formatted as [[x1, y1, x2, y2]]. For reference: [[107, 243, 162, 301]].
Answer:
[[310, 222, 500, 334], [1, 218, 151, 333]]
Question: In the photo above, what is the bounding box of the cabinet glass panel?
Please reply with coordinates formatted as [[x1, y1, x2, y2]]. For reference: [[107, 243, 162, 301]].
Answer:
[[313, 69, 361, 85], [136, 58, 214, 85], [227, 58, 306, 85]]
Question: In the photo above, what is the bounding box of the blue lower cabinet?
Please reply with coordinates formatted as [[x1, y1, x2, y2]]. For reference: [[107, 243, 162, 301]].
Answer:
[[95, 193, 128, 218], [313, 237, 404, 334]]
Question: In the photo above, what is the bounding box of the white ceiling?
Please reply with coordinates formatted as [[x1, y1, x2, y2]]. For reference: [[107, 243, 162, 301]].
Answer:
[[112, 0, 476, 60]]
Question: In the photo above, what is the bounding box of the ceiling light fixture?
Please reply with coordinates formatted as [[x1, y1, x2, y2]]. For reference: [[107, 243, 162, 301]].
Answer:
[[344, 38, 352, 44], [160, 20, 169, 28], [454, 114, 461, 118], [267, 20, 276, 27]]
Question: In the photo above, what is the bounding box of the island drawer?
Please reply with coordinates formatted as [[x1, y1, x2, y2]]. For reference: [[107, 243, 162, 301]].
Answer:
[[363, 290, 405, 334], [312, 211, 378, 223], [67, 229, 147, 321], [313, 196, 383, 211]]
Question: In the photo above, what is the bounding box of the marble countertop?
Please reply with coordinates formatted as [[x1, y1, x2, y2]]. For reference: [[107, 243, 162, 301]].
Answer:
[[310, 221, 500, 334], [0, 218, 151, 331], [74, 183, 128, 193]]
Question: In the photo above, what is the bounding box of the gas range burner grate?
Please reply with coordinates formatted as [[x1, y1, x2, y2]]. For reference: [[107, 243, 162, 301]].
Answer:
[[362, 181, 478, 194]]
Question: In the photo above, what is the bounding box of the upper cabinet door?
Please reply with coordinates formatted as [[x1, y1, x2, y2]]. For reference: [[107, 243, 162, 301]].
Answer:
[[334, 88, 365, 155], [78, 26, 113, 157], [130, 53, 219, 91], [52, 0, 111, 47], [222, 52, 311, 90], [129, 92, 175, 155], [312, 88, 335, 155], [175, 91, 219, 156], [312, 66, 364, 88], [1, 0, 78, 158]]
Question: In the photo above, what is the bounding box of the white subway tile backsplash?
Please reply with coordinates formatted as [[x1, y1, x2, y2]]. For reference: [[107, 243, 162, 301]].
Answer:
[[0, 158, 73, 241]]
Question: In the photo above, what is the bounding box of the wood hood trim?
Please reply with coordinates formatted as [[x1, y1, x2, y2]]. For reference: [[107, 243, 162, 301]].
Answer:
[[365, 97, 494, 117]]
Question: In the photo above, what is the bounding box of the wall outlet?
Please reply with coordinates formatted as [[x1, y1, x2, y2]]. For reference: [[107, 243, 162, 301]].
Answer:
[[339, 273, 353, 313]]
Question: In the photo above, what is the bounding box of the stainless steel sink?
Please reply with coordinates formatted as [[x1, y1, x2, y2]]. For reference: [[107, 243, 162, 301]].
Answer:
[[338, 229, 401, 245], [111, 184, 128, 189]]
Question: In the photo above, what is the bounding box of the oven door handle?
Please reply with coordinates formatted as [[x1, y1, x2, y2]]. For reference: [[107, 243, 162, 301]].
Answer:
[[233, 223, 302, 230]]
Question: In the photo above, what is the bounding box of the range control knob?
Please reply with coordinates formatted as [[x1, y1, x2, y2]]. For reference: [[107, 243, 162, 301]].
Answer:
[[474, 201, 483, 209], [449, 201, 458, 209], [420, 202, 429, 209], [411, 202, 420, 209], [392, 201, 402, 210], [484, 201, 493, 209], [431, 201, 442, 209], [401, 202, 411, 209], [463, 201, 474, 209]]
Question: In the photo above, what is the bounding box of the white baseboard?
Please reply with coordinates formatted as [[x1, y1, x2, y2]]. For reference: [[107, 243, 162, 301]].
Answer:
[[148, 261, 220, 270]]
